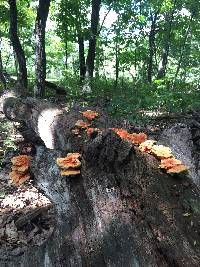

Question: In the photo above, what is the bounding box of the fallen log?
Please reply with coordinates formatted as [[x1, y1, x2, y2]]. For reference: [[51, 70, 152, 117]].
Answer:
[[2, 96, 116, 150], [44, 80, 67, 96], [1, 97, 200, 266]]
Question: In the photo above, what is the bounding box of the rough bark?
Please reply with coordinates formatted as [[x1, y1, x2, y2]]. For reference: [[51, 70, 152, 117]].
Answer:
[[64, 39, 68, 70], [8, 0, 27, 90], [147, 12, 158, 83], [156, 15, 171, 79], [2, 96, 116, 150], [1, 97, 200, 266], [0, 39, 6, 90], [173, 15, 193, 82], [157, 2, 176, 79], [34, 0, 51, 98], [115, 43, 119, 89], [85, 0, 101, 78], [78, 33, 86, 82]]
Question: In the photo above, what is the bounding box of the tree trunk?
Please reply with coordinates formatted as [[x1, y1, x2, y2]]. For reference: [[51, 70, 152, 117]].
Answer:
[[85, 0, 101, 78], [78, 33, 86, 82], [157, 3, 176, 79], [64, 39, 68, 70], [1, 96, 200, 266], [0, 38, 6, 90], [173, 15, 193, 82], [157, 16, 171, 79], [147, 12, 158, 83], [34, 0, 51, 98], [115, 43, 119, 89], [8, 0, 27, 90]]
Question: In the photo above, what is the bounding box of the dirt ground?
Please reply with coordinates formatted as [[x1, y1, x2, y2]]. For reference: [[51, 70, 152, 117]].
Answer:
[[0, 110, 55, 258]]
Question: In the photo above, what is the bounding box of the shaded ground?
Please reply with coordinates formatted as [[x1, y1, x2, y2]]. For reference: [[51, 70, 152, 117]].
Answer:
[[0, 110, 55, 258]]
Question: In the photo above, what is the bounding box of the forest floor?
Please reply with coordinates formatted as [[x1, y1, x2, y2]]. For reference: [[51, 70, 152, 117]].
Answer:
[[0, 110, 55, 258]]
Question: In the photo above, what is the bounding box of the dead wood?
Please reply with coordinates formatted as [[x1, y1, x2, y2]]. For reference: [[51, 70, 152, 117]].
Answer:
[[45, 81, 67, 96], [15, 204, 53, 229], [1, 96, 200, 267]]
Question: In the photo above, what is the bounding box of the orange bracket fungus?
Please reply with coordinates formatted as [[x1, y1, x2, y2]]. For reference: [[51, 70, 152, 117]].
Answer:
[[112, 128, 147, 145], [9, 171, 31, 185], [80, 110, 99, 120], [86, 127, 101, 137], [11, 155, 32, 166], [111, 128, 130, 139], [56, 153, 81, 176], [75, 120, 91, 129], [60, 169, 80, 176], [166, 164, 188, 174], [139, 140, 157, 153], [9, 155, 32, 185], [159, 157, 188, 174], [159, 158, 182, 169], [128, 132, 147, 145], [111, 127, 188, 174], [151, 145, 173, 159]]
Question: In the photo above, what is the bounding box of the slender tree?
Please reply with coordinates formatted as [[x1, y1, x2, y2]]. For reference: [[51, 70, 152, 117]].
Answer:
[[157, 1, 176, 79], [0, 38, 6, 90], [34, 0, 51, 97], [8, 0, 27, 90], [115, 42, 120, 89], [174, 14, 193, 81], [147, 11, 158, 83], [77, 32, 86, 82], [85, 0, 101, 78]]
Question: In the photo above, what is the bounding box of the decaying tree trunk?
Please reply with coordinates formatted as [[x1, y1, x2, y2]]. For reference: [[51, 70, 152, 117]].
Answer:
[[1, 96, 200, 266]]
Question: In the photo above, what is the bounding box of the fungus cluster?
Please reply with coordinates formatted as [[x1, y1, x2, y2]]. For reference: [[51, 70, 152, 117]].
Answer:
[[9, 155, 32, 185], [139, 140, 156, 153], [80, 110, 99, 120], [159, 158, 188, 173], [111, 127, 188, 174], [139, 140, 188, 174], [75, 120, 91, 129], [72, 109, 188, 175], [56, 153, 81, 176], [86, 127, 101, 137], [151, 145, 172, 158], [72, 110, 100, 138], [112, 128, 147, 145]]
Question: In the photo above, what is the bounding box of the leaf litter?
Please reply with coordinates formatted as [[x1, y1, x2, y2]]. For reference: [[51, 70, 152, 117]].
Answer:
[[0, 112, 55, 258]]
